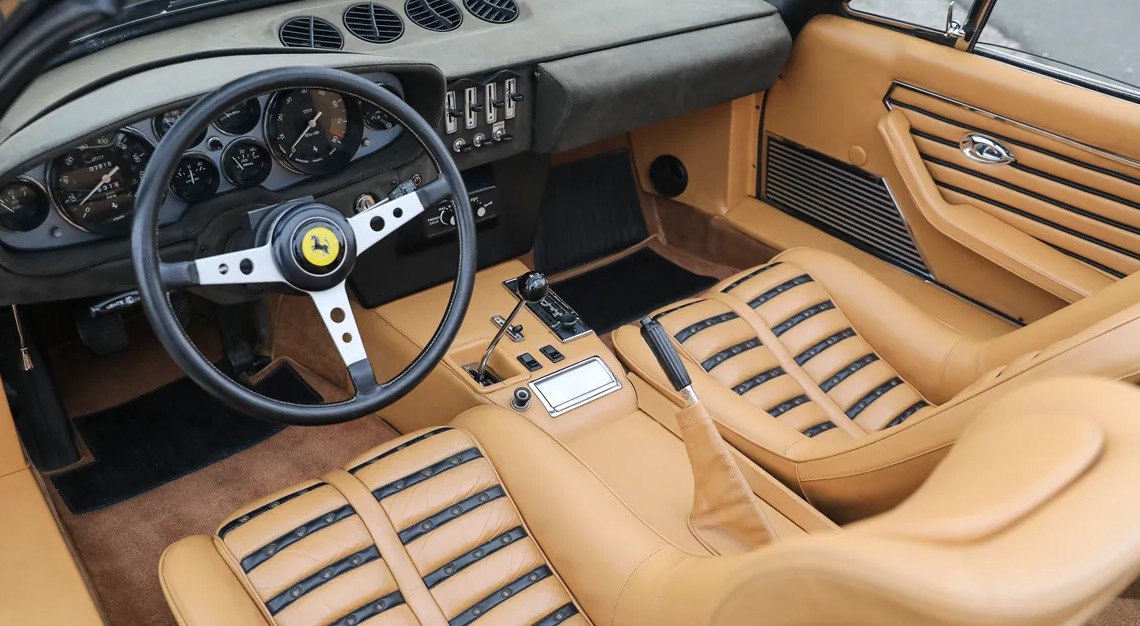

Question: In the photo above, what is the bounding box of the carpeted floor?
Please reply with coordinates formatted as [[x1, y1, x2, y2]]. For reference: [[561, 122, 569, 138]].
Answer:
[[50, 369, 399, 626]]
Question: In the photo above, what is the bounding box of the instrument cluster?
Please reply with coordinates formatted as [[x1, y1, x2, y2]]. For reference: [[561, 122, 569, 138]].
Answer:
[[0, 72, 405, 250]]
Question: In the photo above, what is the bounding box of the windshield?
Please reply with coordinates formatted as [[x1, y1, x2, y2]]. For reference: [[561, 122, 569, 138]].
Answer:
[[57, 0, 301, 65]]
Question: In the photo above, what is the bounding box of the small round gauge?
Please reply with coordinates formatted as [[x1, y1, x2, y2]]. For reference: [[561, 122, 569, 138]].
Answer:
[[0, 179, 49, 233], [49, 130, 153, 235], [170, 155, 220, 203], [360, 83, 403, 131], [214, 98, 262, 136], [266, 88, 363, 175], [222, 140, 272, 188], [152, 108, 206, 145]]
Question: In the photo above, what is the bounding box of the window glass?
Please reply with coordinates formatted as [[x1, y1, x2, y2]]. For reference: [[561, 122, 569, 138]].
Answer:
[[978, 0, 1140, 91]]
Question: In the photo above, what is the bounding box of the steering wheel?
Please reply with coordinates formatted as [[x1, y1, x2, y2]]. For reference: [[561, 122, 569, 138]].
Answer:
[[130, 67, 476, 425]]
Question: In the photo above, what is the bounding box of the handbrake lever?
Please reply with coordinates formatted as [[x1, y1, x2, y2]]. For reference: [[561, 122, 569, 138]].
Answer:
[[640, 317, 697, 406]]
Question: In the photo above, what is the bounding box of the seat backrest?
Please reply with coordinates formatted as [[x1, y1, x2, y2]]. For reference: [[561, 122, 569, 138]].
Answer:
[[612, 377, 1140, 626]]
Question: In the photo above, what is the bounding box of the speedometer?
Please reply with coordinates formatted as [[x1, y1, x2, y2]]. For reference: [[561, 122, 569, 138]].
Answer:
[[265, 88, 363, 175], [49, 130, 153, 235]]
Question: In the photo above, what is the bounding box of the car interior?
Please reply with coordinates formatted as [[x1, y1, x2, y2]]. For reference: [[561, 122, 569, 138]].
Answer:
[[4, 0, 1140, 624]]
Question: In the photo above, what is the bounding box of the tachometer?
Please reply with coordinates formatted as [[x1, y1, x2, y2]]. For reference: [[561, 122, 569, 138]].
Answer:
[[49, 130, 152, 235], [266, 88, 363, 175]]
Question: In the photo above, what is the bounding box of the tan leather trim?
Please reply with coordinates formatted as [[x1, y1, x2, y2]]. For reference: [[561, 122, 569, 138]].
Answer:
[[880, 109, 1107, 302]]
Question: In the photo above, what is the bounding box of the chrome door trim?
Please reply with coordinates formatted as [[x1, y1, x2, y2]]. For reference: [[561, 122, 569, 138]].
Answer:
[[886, 81, 1140, 171], [960, 133, 1015, 164]]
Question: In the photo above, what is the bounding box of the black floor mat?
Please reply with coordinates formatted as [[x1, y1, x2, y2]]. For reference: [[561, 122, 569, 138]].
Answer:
[[51, 364, 321, 514], [533, 150, 649, 275], [554, 248, 718, 335]]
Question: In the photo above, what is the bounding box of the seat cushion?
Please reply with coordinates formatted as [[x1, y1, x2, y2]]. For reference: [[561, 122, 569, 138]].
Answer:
[[160, 427, 585, 626]]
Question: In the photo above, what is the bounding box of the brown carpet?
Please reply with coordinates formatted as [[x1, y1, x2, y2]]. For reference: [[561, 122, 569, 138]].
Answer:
[[50, 368, 399, 626]]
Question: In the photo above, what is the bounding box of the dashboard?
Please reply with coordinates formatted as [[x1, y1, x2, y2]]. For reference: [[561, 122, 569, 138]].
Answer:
[[0, 72, 406, 250], [0, 0, 792, 306]]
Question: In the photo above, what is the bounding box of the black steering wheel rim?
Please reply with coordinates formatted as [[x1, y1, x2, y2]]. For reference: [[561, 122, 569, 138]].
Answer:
[[131, 66, 476, 426]]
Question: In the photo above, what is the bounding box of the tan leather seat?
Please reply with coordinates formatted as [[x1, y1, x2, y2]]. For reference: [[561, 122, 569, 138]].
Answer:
[[614, 247, 1140, 520], [161, 378, 1140, 625]]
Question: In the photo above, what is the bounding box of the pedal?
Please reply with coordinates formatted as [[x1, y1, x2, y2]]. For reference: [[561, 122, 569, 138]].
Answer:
[[77, 290, 191, 356], [75, 310, 129, 356]]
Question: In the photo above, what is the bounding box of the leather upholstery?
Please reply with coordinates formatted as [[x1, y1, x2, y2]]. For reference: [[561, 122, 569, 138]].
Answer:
[[614, 246, 1140, 520], [164, 379, 1140, 625], [161, 427, 584, 626]]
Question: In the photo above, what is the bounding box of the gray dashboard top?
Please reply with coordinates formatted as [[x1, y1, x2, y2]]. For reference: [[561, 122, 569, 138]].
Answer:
[[0, 0, 777, 155]]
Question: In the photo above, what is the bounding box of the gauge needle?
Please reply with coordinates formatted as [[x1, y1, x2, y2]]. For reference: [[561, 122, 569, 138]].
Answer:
[[232, 157, 246, 170], [290, 111, 323, 155], [0, 201, 13, 214], [77, 166, 119, 206]]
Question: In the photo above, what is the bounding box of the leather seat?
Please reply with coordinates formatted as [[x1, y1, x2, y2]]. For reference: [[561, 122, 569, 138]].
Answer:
[[614, 247, 1140, 520], [161, 378, 1140, 625]]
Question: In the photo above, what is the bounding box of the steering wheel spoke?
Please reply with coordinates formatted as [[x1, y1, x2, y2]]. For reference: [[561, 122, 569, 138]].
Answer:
[[308, 282, 378, 393], [349, 177, 452, 254], [176, 245, 286, 287]]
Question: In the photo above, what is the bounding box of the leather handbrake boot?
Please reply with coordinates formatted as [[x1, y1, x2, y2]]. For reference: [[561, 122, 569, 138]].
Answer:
[[641, 318, 776, 553]]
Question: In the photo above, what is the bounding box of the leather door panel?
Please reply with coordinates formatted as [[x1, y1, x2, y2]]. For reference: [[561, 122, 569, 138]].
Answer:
[[759, 14, 1140, 322]]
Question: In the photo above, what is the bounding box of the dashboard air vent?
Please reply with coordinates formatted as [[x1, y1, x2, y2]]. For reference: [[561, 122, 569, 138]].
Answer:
[[463, 0, 518, 24], [405, 0, 463, 32], [279, 16, 344, 50], [344, 3, 404, 43]]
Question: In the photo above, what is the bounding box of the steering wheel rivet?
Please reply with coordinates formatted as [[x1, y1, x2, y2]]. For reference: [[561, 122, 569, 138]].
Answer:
[[219, 263, 229, 275]]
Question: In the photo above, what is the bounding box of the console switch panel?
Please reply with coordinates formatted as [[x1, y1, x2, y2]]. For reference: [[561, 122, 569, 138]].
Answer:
[[503, 278, 592, 343]]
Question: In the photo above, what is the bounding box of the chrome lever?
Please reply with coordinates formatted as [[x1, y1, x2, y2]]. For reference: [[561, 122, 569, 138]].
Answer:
[[960, 133, 1016, 165]]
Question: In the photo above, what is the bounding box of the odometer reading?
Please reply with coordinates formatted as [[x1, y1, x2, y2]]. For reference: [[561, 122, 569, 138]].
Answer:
[[49, 131, 152, 234], [266, 89, 362, 175]]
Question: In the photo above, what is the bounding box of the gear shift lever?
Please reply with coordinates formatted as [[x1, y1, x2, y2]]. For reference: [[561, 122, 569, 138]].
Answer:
[[475, 271, 549, 384]]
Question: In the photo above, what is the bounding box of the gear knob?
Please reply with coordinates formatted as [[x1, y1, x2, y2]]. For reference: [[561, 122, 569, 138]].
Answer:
[[517, 271, 549, 304]]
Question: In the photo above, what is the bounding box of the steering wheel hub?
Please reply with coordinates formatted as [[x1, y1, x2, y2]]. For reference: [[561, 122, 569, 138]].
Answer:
[[266, 203, 358, 291]]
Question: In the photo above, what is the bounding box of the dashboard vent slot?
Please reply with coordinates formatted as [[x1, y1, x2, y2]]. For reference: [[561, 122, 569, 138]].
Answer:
[[344, 3, 404, 43], [279, 16, 344, 49], [405, 0, 463, 32], [463, 0, 518, 23], [762, 135, 932, 280]]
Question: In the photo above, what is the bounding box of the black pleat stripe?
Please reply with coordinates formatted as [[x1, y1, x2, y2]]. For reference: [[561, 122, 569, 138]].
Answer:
[[795, 328, 857, 366], [732, 366, 785, 395], [399, 486, 506, 545], [219, 483, 325, 538], [423, 527, 528, 589], [534, 603, 580, 626], [845, 378, 904, 419], [328, 590, 405, 626], [819, 354, 880, 392], [450, 565, 553, 626], [887, 401, 930, 428], [802, 421, 837, 438], [701, 338, 762, 372], [771, 301, 835, 336], [372, 447, 483, 500], [674, 312, 739, 343], [768, 394, 810, 417], [721, 262, 783, 293], [241, 504, 356, 572], [266, 546, 381, 615], [746, 274, 814, 309], [652, 299, 703, 321], [348, 427, 451, 474]]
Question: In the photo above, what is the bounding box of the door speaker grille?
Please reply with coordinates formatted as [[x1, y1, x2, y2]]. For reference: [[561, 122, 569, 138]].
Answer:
[[763, 135, 931, 279]]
